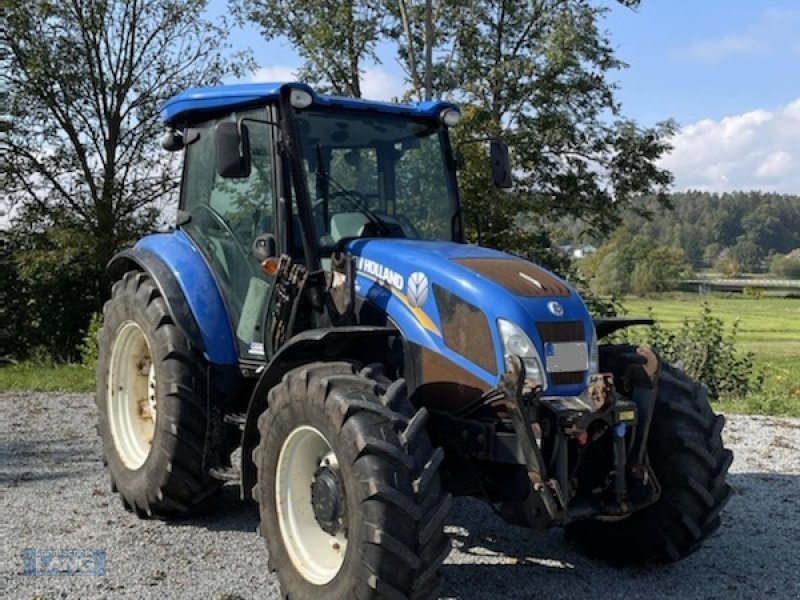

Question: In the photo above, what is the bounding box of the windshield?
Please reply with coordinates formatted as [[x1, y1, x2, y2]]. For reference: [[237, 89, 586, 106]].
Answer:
[[293, 108, 459, 251]]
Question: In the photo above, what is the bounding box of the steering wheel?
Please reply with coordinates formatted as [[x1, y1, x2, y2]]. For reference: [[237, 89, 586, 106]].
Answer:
[[323, 189, 370, 212], [373, 210, 420, 239]]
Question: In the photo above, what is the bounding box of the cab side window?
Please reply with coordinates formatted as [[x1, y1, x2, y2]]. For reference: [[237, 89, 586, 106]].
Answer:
[[184, 111, 274, 252]]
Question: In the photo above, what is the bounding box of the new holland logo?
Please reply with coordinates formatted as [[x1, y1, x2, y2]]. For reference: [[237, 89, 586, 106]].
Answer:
[[407, 272, 429, 307], [356, 257, 404, 290], [547, 301, 565, 317]]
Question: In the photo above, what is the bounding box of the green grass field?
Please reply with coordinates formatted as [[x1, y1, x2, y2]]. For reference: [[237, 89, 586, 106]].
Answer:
[[3, 294, 798, 416], [622, 294, 800, 417], [0, 362, 95, 393]]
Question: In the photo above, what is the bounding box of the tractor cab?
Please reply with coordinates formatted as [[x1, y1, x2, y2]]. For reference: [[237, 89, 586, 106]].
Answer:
[[161, 83, 481, 362]]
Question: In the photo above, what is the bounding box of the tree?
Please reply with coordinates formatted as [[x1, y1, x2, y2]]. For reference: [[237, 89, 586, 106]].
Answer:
[[2, 0, 247, 359], [769, 254, 800, 279], [581, 228, 691, 296], [231, 0, 385, 97], [234, 0, 675, 281], [445, 1, 674, 261], [586, 191, 800, 272], [729, 238, 764, 273], [714, 256, 741, 278], [703, 242, 723, 267], [384, 0, 454, 101]]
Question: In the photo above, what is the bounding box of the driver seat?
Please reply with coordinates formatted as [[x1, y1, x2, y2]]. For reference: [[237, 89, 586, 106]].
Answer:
[[330, 212, 370, 242]]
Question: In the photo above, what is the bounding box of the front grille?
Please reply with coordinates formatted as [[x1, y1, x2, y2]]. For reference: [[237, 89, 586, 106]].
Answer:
[[549, 372, 585, 384], [537, 321, 585, 385], [536, 321, 584, 343]]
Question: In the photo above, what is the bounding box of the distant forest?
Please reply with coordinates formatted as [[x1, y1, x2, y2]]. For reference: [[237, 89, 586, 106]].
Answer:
[[569, 191, 800, 273]]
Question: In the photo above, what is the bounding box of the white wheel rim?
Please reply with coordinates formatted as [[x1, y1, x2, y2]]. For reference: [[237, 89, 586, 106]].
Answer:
[[107, 321, 157, 470], [275, 426, 347, 584]]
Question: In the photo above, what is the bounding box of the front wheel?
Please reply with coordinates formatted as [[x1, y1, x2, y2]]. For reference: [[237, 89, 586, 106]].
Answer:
[[566, 361, 733, 563], [253, 362, 451, 600]]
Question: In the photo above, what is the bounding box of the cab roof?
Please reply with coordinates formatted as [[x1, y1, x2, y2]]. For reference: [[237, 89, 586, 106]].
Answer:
[[161, 82, 458, 126]]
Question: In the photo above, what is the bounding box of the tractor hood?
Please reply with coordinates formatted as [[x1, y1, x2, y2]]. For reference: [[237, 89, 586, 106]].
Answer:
[[346, 239, 595, 394]]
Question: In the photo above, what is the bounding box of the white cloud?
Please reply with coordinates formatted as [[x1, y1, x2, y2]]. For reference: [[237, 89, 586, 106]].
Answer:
[[755, 151, 792, 179], [660, 98, 800, 193], [671, 35, 766, 63], [359, 68, 406, 101], [250, 65, 299, 83], [671, 8, 800, 64]]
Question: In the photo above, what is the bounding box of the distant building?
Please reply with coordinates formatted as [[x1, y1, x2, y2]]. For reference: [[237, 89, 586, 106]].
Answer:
[[572, 244, 597, 258]]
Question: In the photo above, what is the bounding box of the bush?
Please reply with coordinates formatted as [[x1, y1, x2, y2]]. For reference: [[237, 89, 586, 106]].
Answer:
[[713, 257, 740, 277], [742, 286, 764, 297], [769, 254, 800, 279], [619, 303, 764, 399], [79, 312, 103, 368], [3, 224, 104, 361]]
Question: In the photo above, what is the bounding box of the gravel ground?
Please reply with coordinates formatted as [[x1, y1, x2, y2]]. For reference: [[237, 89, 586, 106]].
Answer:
[[3, 392, 799, 600]]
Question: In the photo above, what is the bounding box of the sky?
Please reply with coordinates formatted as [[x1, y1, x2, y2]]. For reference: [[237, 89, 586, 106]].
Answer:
[[207, 0, 800, 194]]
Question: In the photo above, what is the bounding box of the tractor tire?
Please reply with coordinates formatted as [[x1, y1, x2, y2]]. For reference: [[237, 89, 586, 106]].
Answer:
[[96, 271, 222, 517], [566, 362, 733, 564], [253, 362, 451, 600]]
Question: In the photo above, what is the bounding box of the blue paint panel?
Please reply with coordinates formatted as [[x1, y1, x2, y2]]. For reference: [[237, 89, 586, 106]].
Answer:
[[347, 239, 594, 395], [136, 231, 237, 365], [161, 82, 459, 125]]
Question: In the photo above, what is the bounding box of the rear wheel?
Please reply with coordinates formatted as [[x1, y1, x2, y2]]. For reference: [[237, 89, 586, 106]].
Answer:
[[253, 362, 451, 600], [96, 271, 223, 517], [566, 362, 733, 563]]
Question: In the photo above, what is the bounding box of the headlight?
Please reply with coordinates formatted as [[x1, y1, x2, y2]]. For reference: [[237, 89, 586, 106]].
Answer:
[[289, 88, 313, 109], [439, 107, 462, 127], [498, 319, 547, 391]]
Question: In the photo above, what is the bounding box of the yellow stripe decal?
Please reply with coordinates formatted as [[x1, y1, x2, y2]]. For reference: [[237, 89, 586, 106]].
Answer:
[[358, 272, 441, 336]]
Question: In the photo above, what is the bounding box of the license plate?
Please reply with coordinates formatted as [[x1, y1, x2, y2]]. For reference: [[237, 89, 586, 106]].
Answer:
[[544, 342, 589, 373]]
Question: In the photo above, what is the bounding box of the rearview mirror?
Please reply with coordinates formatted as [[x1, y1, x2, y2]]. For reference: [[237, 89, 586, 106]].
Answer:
[[215, 121, 251, 178], [490, 140, 512, 188], [161, 129, 183, 152]]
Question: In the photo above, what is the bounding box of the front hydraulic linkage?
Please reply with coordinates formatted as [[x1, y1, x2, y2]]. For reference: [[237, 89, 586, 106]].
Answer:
[[500, 356, 567, 528]]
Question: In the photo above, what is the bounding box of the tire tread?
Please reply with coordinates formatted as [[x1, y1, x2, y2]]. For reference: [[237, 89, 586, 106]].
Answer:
[[253, 361, 450, 600]]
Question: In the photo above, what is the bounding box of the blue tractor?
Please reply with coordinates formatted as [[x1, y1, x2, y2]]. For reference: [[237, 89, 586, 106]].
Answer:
[[97, 82, 732, 599]]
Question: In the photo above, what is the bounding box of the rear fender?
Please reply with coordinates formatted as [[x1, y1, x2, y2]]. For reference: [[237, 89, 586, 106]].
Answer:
[[239, 326, 398, 499], [107, 231, 238, 365], [107, 232, 242, 470]]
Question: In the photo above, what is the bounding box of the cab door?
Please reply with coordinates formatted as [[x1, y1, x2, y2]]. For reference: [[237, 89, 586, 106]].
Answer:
[[180, 108, 277, 361]]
